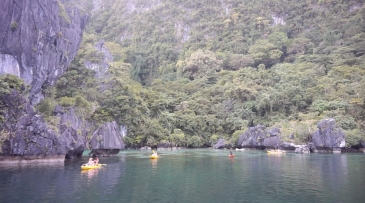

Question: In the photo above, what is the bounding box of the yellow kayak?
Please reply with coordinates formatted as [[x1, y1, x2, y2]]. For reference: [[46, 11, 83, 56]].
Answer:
[[267, 150, 286, 154], [150, 154, 159, 159], [81, 164, 106, 170]]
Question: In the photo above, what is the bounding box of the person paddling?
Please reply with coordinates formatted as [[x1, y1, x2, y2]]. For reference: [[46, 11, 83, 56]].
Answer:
[[94, 157, 99, 165], [229, 150, 234, 157], [92, 154, 99, 165], [87, 157, 95, 166]]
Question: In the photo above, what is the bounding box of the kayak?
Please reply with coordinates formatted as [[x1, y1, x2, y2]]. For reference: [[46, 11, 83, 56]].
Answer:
[[267, 150, 285, 154], [228, 154, 235, 157], [150, 154, 159, 159], [81, 164, 106, 170]]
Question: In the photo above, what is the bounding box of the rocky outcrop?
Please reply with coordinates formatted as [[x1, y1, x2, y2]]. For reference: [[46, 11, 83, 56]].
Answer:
[[0, 0, 92, 162], [213, 138, 231, 149], [0, 90, 127, 161], [0, 0, 88, 104], [263, 128, 282, 148], [237, 125, 283, 149], [237, 125, 295, 150], [310, 118, 346, 153], [0, 1, 129, 162], [237, 125, 266, 148], [263, 136, 280, 148], [0, 91, 86, 162], [294, 145, 310, 153], [56, 106, 92, 159], [236, 119, 346, 153], [0, 91, 90, 161], [0, 54, 19, 76], [89, 121, 125, 156], [84, 40, 113, 79]]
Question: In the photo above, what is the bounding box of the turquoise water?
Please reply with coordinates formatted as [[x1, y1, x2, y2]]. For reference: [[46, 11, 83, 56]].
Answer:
[[0, 149, 365, 203]]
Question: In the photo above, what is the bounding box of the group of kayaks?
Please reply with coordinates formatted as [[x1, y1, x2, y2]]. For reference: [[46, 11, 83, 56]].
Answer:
[[81, 149, 286, 169]]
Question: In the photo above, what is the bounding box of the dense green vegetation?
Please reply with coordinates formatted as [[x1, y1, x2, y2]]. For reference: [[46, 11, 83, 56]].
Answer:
[[0, 74, 25, 148], [0, 74, 25, 124], [47, 0, 365, 148]]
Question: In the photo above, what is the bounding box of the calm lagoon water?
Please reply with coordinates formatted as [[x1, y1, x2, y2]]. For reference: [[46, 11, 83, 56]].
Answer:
[[0, 149, 365, 203]]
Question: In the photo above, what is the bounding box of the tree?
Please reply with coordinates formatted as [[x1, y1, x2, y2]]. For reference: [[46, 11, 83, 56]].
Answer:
[[0, 74, 24, 94], [178, 50, 223, 80], [248, 40, 283, 68]]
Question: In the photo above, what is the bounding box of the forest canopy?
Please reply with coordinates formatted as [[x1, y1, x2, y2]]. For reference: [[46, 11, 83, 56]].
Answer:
[[46, 0, 365, 148]]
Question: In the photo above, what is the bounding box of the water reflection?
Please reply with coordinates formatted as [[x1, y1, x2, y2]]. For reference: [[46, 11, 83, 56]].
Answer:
[[229, 155, 235, 163], [0, 161, 65, 169], [316, 154, 349, 201], [150, 158, 158, 169], [81, 168, 99, 180]]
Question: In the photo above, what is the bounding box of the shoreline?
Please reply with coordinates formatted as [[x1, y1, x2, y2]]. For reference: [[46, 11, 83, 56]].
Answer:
[[0, 155, 65, 165], [1, 148, 364, 164]]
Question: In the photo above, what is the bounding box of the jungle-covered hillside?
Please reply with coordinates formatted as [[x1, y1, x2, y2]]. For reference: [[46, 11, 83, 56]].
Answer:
[[39, 0, 365, 148]]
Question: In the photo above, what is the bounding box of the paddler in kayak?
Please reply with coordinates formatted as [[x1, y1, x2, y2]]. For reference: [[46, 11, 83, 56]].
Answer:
[[229, 150, 234, 157], [87, 157, 95, 166], [152, 150, 157, 156], [94, 157, 99, 165], [92, 154, 99, 165]]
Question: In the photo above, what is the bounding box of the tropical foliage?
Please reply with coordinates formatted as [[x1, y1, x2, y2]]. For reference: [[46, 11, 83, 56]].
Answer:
[[43, 0, 365, 148]]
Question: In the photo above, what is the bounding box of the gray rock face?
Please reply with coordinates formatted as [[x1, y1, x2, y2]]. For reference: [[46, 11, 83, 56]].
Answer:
[[0, 1, 127, 161], [0, 90, 126, 160], [89, 121, 125, 156], [294, 145, 310, 153], [263, 127, 283, 148], [0, 91, 77, 158], [263, 136, 281, 148], [310, 118, 346, 152], [0, 0, 89, 161], [267, 128, 281, 137], [0, 0, 87, 104], [238, 125, 267, 148], [237, 126, 292, 149], [57, 106, 91, 159], [0, 54, 20, 76], [213, 138, 230, 149], [279, 142, 296, 150], [84, 40, 113, 79]]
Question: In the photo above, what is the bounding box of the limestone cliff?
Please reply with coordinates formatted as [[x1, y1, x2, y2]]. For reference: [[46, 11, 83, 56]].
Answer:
[[0, 0, 87, 104], [310, 118, 346, 152], [0, 0, 88, 162], [0, 1, 127, 162], [89, 121, 126, 156], [0, 90, 69, 161], [237, 119, 346, 153], [84, 40, 113, 80]]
